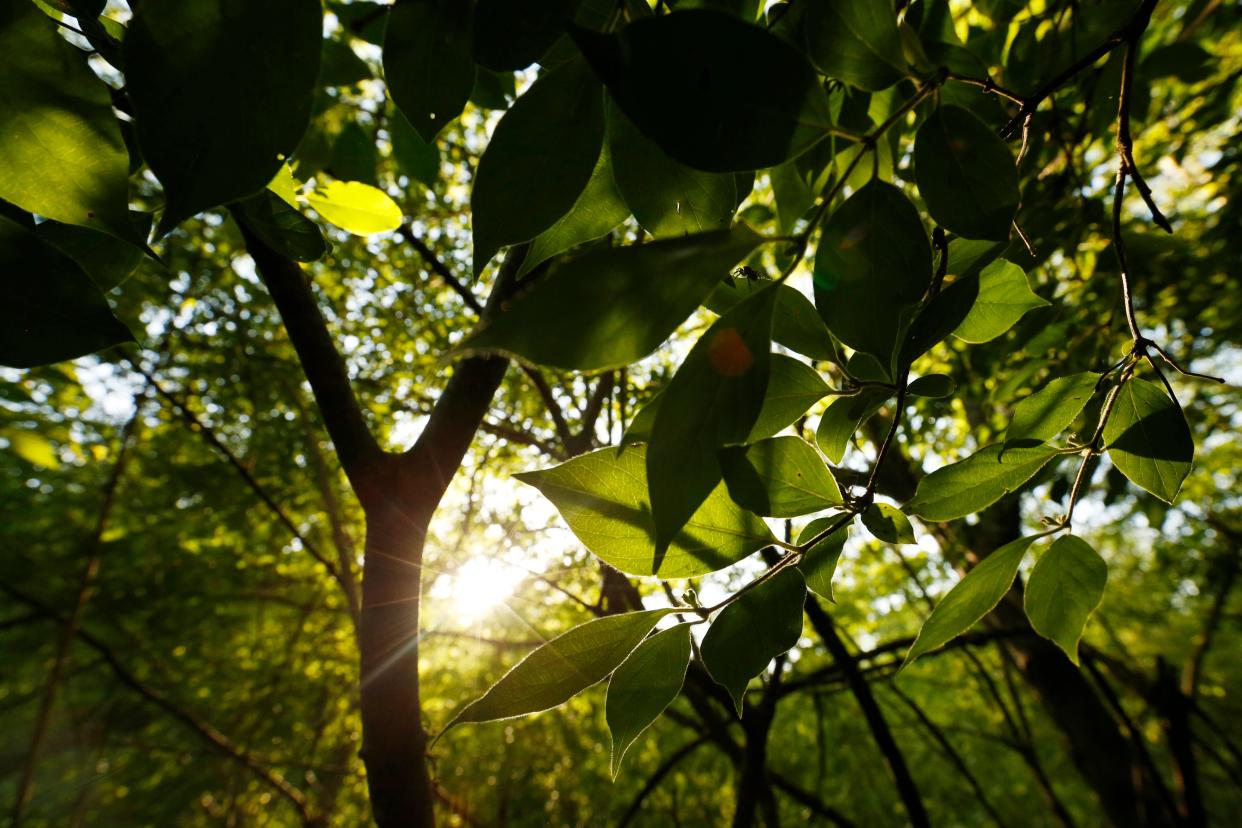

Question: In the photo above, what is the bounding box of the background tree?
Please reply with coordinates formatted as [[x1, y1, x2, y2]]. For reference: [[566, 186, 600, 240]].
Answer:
[[1, 0, 1240, 826]]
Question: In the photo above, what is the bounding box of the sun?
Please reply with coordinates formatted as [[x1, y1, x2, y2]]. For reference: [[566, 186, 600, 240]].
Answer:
[[436, 557, 526, 624]]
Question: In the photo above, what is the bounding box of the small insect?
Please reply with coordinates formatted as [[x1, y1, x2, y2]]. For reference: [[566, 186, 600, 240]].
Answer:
[[731, 265, 760, 283]]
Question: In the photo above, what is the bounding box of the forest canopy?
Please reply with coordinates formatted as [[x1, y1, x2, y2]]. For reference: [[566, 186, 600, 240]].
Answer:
[[1, 0, 1241, 826]]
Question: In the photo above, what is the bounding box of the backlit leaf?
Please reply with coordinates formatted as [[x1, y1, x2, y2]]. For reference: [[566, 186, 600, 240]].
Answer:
[[804, 0, 909, 91], [305, 181, 402, 236], [798, 516, 850, 601], [952, 260, 1049, 343], [721, 436, 843, 517], [816, 387, 891, 464], [231, 192, 327, 263], [1103, 378, 1194, 503], [1006, 372, 1100, 447], [1024, 535, 1108, 664], [905, 444, 1060, 522], [606, 624, 692, 776], [707, 278, 837, 362], [861, 502, 915, 544]]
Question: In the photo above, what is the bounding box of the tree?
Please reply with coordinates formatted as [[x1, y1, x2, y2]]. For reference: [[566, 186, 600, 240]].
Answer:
[[2, 0, 1240, 826]]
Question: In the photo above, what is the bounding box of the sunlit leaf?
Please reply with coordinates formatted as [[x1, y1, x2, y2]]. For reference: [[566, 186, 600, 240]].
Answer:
[[816, 387, 891, 464], [861, 502, 915, 544], [952, 260, 1049, 344], [721, 436, 843, 517], [905, 444, 1061, 522], [798, 516, 850, 602], [1006, 372, 1101, 447], [606, 624, 692, 776], [1102, 378, 1194, 503], [706, 279, 837, 362], [5, 430, 60, 469], [1024, 535, 1108, 664], [515, 445, 774, 579], [305, 181, 402, 236]]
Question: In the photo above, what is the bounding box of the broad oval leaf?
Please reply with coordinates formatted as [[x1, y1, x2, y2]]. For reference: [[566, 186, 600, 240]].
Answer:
[[905, 444, 1061, 522], [390, 112, 442, 187], [804, 0, 909, 91], [1024, 535, 1108, 665], [518, 140, 630, 277], [816, 387, 892, 465], [952, 260, 1049, 343], [706, 278, 837, 362], [648, 285, 777, 551], [35, 214, 152, 290], [1103, 378, 1194, 503], [702, 567, 806, 713], [798, 517, 850, 602], [902, 534, 1041, 667], [473, 0, 571, 71], [814, 180, 932, 360], [126, 0, 321, 234], [907, 374, 956, 398], [460, 228, 761, 371], [609, 104, 736, 238], [515, 445, 774, 579], [0, 6, 141, 245], [0, 215, 134, 368], [1006, 372, 1101, 447], [231, 191, 326, 263], [606, 624, 692, 777], [573, 10, 833, 172], [721, 436, 843, 518], [914, 105, 1019, 241], [471, 57, 604, 275], [444, 608, 678, 730], [898, 272, 980, 366], [861, 502, 915, 544], [305, 181, 403, 236], [383, 0, 475, 143]]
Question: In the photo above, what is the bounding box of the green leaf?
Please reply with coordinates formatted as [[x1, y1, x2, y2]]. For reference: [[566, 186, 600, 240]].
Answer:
[[706, 279, 837, 361], [815, 387, 891, 464], [1006, 372, 1101, 447], [898, 273, 979, 366], [389, 112, 442, 188], [721, 436, 843, 518], [907, 374, 956, 398], [518, 141, 630, 278], [126, 0, 321, 234], [905, 444, 1060, 522], [470, 66, 516, 110], [902, 534, 1040, 667], [471, 57, 604, 274], [814, 180, 932, 360], [473, 0, 572, 71], [914, 105, 1019, 241], [573, 10, 833, 172], [861, 502, 915, 544], [383, 0, 474, 143], [1024, 535, 1108, 665], [329, 122, 379, 186], [320, 36, 372, 87], [515, 445, 774, 579], [609, 105, 736, 238], [0, 215, 134, 368], [798, 517, 850, 602], [947, 238, 1004, 279], [0, 6, 141, 245], [952, 260, 1049, 344], [444, 608, 678, 730], [702, 567, 806, 713], [460, 228, 760, 371], [606, 624, 692, 777], [231, 192, 327, 263], [804, 0, 909, 91], [5, 430, 60, 469], [624, 354, 832, 448], [1103, 378, 1194, 504], [34, 214, 152, 290], [305, 181, 403, 236], [649, 285, 777, 552]]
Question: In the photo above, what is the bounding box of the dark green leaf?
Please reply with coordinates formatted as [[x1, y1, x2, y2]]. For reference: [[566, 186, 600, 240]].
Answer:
[[0, 6, 141, 245], [515, 445, 774, 578], [34, 214, 152, 290], [648, 285, 777, 551], [1103, 378, 1194, 503], [231, 192, 327, 263], [444, 608, 678, 729], [0, 215, 134, 368], [390, 112, 442, 187], [473, 0, 573, 71], [126, 0, 321, 235], [518, 141, 630, 277], [320, 37, 372, 87], [899, 273, 980, 365], [902, 534, 1040, 667], [383, 0, 474, 143], [914, 105, 1019, 241], [573, 10, 833, 172], [702, 567, 806, 713], [471, 57, 604, 274], [798, 517, 850, 601], [1006, 372, 1100, 447], [814, 180, 932, 360], [861, 502, 915, 544], [952, 260, 1049, 343], [815, 387, 891, 464], [905, 443, 1060, 522], [609, 105, 736, 238], [606, 624, 692, 776], [804, 0, 908, 91], [460, 228, 760, 371], [329, 122, 379, 186], [907, 374, 956, 398], [1024, 535, 1107, 664], [470, 66, 517, 110], [721, 436, 842, 517], [707, 279, 837, 361]]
